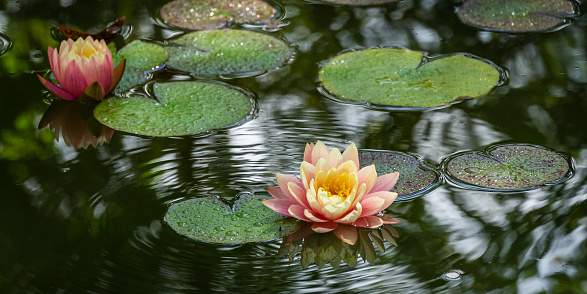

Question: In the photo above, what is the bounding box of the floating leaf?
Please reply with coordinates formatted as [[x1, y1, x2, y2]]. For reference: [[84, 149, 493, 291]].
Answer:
[[316, 0, 399, 5], [160, 0, 275, 31], [113, 40, 168, 71], [319, 48, 502, 110], [58, 16, 125, 41], [166, 29, 293, 77], [457, 0, 577, 33], [165, 193, 301, 244], [94, 81, 254, 137], [441, 143, 574, 192], [359, 150, 442, 200]]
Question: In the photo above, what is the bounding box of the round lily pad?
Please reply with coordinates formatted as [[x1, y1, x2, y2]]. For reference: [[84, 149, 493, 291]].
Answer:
[[166, 29, 293, 77], [440, 144, 574, 192], [359, 150, 442, 200], [113, 40, 168, 71], [160, 0, 276, 31], [165, 194, 301, 244], [457, 0, 577, 33], [94, 81, 255, 137], [316, 0, 398, 6], [319, 48, 502, 110]]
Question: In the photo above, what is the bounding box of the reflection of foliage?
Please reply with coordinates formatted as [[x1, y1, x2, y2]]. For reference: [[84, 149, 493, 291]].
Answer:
[[0, 110, 55, 161], [279, 223, 399, 269]]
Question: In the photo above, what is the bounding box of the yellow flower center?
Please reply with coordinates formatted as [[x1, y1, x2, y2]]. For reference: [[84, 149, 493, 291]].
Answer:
[[321, 172, 352, 201]]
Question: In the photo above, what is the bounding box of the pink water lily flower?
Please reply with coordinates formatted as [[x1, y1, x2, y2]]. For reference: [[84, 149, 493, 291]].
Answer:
[[264, 141, 400, 245], [37, 36, 125, 102]]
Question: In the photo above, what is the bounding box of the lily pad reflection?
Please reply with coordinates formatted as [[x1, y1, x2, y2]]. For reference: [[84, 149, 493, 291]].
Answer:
[[160, 0, 276, 30], [165, 193, 301, 244], [457, 0, 577, 33], [441, 143, 574, 192], [359, 150, 442, 200]]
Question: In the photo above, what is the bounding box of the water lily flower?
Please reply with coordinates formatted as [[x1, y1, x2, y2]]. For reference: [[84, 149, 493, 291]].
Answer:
[[37, 36, 125, 102], [264, 141, 400, 245]]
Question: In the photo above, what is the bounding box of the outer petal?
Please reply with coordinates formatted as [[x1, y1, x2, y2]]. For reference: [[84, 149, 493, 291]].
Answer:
[[37, 75, 77, 101], [341, 142, 359, 168], [380, 213, 401, 225], [108, 58, 126, 93], [262, 199, 294, 217], [288, 181, 310, 208], [265, 186, 288, 199], [311, 221, 338, 233], [358, 164, 377, 194], [61, 61, 89, 98], [327, 148, 343, 169], [362, 191, 397, 211], [371, 172, 400, 193], [357, 196, 385, 217], [353, 215, 384, 228], [311, 140, 330, 165], [276, 173, 307, 206], [334, 224, 358, 245], [304, 209, 328, 222], [288, 205, 312, 222], [300, 161, 315, 190], [303, 142, 314, 163]]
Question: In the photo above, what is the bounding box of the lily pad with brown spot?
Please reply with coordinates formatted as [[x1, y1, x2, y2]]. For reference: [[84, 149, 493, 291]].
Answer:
[[440, 143, 574, 192], [160, 0, 276, 31], [359, 150, 442, 200], [457, 0, 577, 33], [165, 193, 301, 244]]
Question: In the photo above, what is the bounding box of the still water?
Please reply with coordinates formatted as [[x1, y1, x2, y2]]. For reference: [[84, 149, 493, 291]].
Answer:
[[1, 0, 587, 293]]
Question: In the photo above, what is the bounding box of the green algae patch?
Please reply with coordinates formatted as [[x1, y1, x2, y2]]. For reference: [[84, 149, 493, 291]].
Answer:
[[441, 144, 574, 192], [457, 0, 577, 33], [166, 29, 293, 77], [319, 48, 502, 109], [94, 81, 254, 137], [165, 194, 301, 244], [359, 150, 442, 200], [113, 40, 168, 93], [160, 0, 275, 31]]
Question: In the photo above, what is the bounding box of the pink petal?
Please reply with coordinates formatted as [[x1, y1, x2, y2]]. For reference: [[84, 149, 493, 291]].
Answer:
[[334, 224, 358, 245], [61, 61, 89, 98], [358, 164, 377, 194], [37, 75, 77, 101], [303, 142, 314, 163], [363, 191, 397, 211], [371, 172, 400, 193], [288, 181, 310, 208], [380, 214, 401, 224], [353, 215, 384, 228], [48, 47, 62, 83], [303, 208, 329, 222], [300, 161, 315, 190], [327, 148, 343, 169], [311, 140, 330, 165], [288, 205, 312, 222], [311, 221, 338, 233], [358, 196, 386, 217], [262, 199, 293, 217], [276, 173, 306, 206], [265, 186, 288, 199], [341, 142, 359, 167]]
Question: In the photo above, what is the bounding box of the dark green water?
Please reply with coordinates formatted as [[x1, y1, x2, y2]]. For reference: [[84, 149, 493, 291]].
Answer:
[[1, 0, 587, 293]]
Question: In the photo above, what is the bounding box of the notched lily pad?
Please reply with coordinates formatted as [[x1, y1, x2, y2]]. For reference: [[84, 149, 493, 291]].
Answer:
[[457, 0, 577, 33], [94, 81, 255, 137], [160, 0, 276, 31], [440, 143, 574, 192], [113, 40, 168, 93], [319, 48, 502, 110], [359, 150, 442, 200], [165, 193, 301, 244], [166, 29, 293, 77]]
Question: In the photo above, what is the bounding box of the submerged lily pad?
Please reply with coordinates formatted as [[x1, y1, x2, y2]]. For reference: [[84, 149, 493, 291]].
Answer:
[[457, 0, 577, 33], [165, 194, 301, 244], [359, 150, 442, 200], [94, 81, 254, 137], [441, 144, 573, 192], [319, 48, 502, 110], [113, 40, 168, 93], [160, 0, 276, 31], [166, 29, 293, 77]]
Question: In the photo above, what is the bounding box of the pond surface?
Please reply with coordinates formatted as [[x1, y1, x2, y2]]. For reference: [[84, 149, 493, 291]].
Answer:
[[1, 0, 587, 293]]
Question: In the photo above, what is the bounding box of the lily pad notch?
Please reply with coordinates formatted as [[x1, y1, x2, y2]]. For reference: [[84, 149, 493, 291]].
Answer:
[[165, 193, 301, 244], [319, 47, 505, 110], [359, 150, 442, 200], [440, 143, 574, 192]]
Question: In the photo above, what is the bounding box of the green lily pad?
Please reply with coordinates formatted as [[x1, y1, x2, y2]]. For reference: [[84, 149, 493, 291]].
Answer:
[[359, 150, 442, 200], [165, 193, 301, 244], [441, 144, 574, 192], [166, 29, 293, 77], [457, 0, 577, 33], [319, 48, 502, 110], [160, 0, 276, 31], [113, 40, 168, 94], [317, 0, 399, 6], [94, 81, 254, 137]]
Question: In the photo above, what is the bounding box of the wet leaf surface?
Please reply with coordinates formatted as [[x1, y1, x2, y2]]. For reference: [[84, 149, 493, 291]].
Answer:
[[94, 81, 254, 137], [165, 193, 301, 244], [319, 48, 501, 109], [59, 16, 125, 41], [441, 143, 573, 191], [457, 0, 576, 33], [359, 150, 442, 200], [112, 40, 168, 93]]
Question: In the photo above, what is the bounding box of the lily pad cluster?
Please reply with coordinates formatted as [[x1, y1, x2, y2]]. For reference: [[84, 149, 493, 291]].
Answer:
[[457, 0, 577, 33], [160, 0, 276, 31], [165, 193, 301, 244], [94, 81, 255, 137], [319, 48, 502, 110], [441, 144, 573, 191], [359, 150, 442, 200]]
